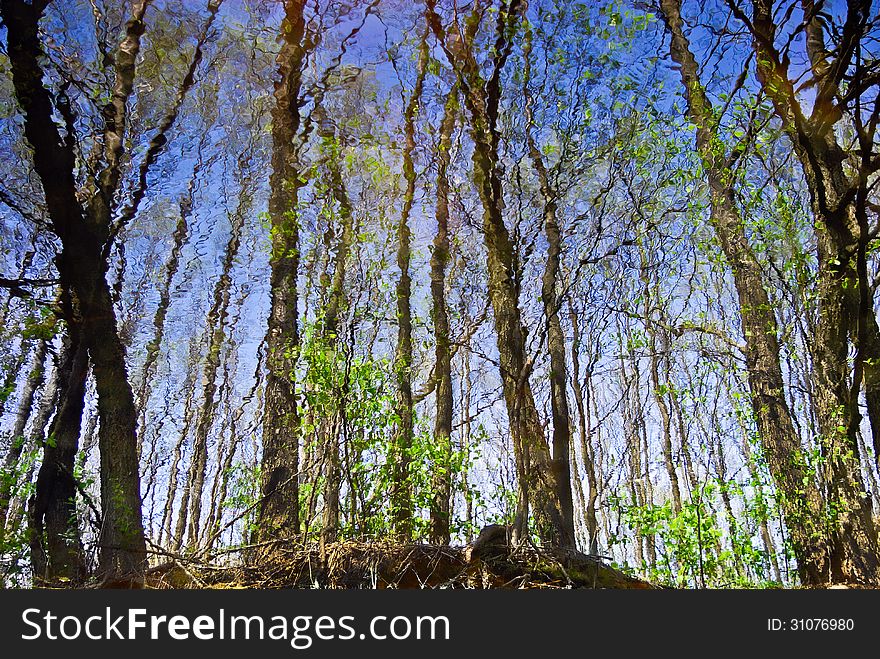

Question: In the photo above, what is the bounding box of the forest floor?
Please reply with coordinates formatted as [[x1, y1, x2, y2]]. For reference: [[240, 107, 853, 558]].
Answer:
[[144, 527, 655, 590]]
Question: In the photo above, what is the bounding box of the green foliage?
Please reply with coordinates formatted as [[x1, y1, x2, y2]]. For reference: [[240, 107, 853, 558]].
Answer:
[[298, 321, 396, 538], [294, 318, 493, 541], [397, 418, 486, 540], [610, 478, 787, 588], [0, 440, 40, 587], [20, 306, 57, 341], [223, 462, 262, 540]]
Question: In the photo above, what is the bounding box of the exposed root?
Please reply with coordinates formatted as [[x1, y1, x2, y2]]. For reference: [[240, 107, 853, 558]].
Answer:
[[145, 528, 655, 590]]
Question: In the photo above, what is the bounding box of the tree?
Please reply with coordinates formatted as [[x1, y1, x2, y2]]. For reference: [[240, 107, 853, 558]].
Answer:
[[2, 0, 148, 585], [727, 0, 880, 584], [0, 339, 47, 528], [522, 18, 577, 550], [28, 321, 87, 584], [389, 24, 429, 540], [659, 0, 843, 586], [258, 0, 309, 549], [427, 86, 459, 545]]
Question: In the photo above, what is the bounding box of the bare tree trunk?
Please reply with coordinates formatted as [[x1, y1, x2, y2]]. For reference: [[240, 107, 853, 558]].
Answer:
[[638, 391, 656, 571], [258, 0, 308, 548], [185, 164, 251, 551], [858, 431, 880, 515], [635, 236, 683, 515], [0, 245, 34, 338], [646, 314, 682, 516], [161, 337, 200, 549], [390, 27, 429, 539], [737, 0, 880, 585], [4, 348, 58, 537], [713, 431, 744, 579], [669, 375, 697, 498], [461, 347, 474, 542], [203, 342, 263, 551], [620, 348, 644, 567], [523, 28, 576, 549], [202, 361, 232, 552], [428, 87, 458, 545], [135, 147, 204, 455], [321, 415, 342, 546], [318, 117, 355, 546], [29, 318, 87, 585], [569, 303, 600, 555]]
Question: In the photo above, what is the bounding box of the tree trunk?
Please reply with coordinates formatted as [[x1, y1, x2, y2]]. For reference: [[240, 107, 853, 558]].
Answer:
[[638, 386, 656, 571], [318, 118, 355, 546], [619, 347, 646, 567], [569, 303, 600, 555], [161, 337, 200, 549], [461, 347, 475, 542], [638, 245, 682, 516], [3, 346, 58, 537], [530, 154, 577, 550], [185, 165, 251, 551], [135, 151, 201, 456], [734, 397, 783, 583], [523, 28, 576, 549], [29, 321, 87, 585], [258, 0, 308, 548], [743, 0, 880, 584], [426, 0, 569, 548], [650, 328, 682, 516], [390, 27, 429, 539], [428, 87, 458, 545], [0, 339, 48, 526]]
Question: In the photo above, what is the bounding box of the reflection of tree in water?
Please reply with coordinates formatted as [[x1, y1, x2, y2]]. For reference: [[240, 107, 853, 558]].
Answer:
[[0, 0, 878, 589]]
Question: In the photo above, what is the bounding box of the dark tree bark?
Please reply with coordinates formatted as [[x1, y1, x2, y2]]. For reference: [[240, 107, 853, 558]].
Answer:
[[29, 316, 87, 585], [258, 0, 308, 548], [2, 0, 148, 585], [523, 26, 577, 550]]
